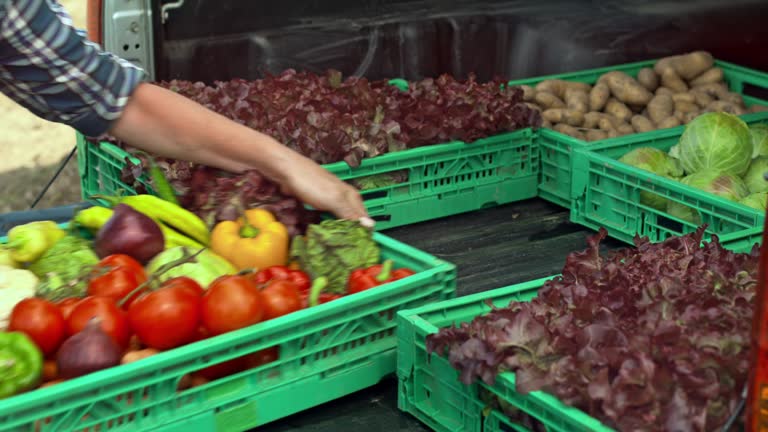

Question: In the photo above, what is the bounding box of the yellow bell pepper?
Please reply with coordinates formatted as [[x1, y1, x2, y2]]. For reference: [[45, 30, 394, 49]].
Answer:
[[210, 209, 289, 271]]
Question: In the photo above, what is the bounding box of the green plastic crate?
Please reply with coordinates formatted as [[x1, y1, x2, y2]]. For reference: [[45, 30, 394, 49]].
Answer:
[[505, 59, 768, 208], [0, 231, 456, 432], [397, 277, 614, 432], [76, 129, 539, 231], [569, 111, 768, 248]]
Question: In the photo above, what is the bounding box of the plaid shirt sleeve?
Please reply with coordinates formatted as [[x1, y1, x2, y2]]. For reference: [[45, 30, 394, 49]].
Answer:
[[0, 0, 146, 137]]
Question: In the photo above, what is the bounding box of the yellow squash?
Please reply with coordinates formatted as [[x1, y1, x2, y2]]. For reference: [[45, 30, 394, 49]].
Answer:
[[210, 209, 289, 271]]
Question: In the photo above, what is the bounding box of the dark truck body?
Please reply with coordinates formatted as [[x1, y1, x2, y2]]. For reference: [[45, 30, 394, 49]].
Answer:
[[92, 0, 768, 85]]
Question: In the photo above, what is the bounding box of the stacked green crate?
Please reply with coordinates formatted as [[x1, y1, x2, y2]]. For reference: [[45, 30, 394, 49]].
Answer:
[[77, 129, 539, 232], [506, 60, 768, 208]]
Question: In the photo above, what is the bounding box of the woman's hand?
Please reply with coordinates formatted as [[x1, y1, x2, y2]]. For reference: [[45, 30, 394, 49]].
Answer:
[[279, 153, 373, 227]]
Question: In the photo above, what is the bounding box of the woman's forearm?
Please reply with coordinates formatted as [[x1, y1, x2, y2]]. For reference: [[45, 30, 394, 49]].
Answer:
[[107, 82, 371, 223], [108, 83, 296, 183]]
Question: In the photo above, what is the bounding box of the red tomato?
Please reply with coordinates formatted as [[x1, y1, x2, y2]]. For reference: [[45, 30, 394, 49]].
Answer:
[[88, 267, 145, 309], [251, 266, 311, 293], [202, 275, 264, 335], [128, 278, 203, 350], [67, 297, 132, 349], [95, 254, 146, 280], [300, 292, 343, 308], [56, 297, 82, 320], [260, 280, 302, 321], [161, 276, 204, 297], [8, 298, 66, 357]]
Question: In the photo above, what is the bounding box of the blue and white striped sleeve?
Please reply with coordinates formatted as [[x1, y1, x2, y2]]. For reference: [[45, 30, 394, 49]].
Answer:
[[0, 0, 147, 137]]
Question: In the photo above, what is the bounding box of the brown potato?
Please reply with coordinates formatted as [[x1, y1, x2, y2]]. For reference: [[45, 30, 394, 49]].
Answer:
[[565, 88, 590, 112], [706, 100, 747, 115], [690, 89, 715, 107], [607, 129, 621, 138], [605, 98, 633, 122], [553, 123, 585, 140], [542, 108, 585, 126], [631, 115, 655, 133], [661, 69, 688, 93], [535, 80, 591, 99], [720, 92, 745, 106], [600, 71, 654, 105], [542, 119, 553, 128], [520, 85, 536, 101], [589, 83, 611, 111], [674, 100, 699, 113], [690, 67, 724, 86], [681, 111, 701, 123], [656, 52, 715, 80], [749, 104, 768, 113], [566, 110, 585, 126], [657, 117, 682, 129], [542, 109, 566, 123], [583, 112, 603, 129], [647, 94, 674, 124], [534, 91, 566, 109], [672, 93, 696, 104], [617, 123, 635, 135], [637, 68, 659, 91], [654, 56, 677, 75], [692, 82, 729, 99], [598, 117, 617, 131], [655, 87, 675, 97], [674, 110, 701, 123], [673, 51, 716, 80], [585, 129, 609, 142]]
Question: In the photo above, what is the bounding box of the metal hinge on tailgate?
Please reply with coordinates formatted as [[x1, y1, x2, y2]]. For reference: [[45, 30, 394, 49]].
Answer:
[[102, 0, 156, 80]]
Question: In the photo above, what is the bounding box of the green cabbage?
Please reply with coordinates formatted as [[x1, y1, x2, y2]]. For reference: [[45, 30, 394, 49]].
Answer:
[[743, 156, 768, 194], [290, 219, 380, 294], [666, 171, 749, 224], [740, 192, 768, 211], [674, 112, 753, 176], [618, 147, 683, 210], [751, 123, 768, 159]]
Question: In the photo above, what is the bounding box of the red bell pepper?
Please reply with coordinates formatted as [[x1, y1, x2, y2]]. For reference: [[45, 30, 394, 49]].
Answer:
[[301, 277, 338, 308], [347, 260, 415, 295], [391, 268, 416, 280], [300, 292, 342, 308], [251, 265, 311, 293]]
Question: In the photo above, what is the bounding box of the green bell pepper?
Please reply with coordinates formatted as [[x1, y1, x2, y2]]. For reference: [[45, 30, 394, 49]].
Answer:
[[0, 332, 43, 399]]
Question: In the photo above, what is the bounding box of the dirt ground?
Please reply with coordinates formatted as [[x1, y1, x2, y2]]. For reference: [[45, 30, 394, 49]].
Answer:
[[0, 0, 88, 213]]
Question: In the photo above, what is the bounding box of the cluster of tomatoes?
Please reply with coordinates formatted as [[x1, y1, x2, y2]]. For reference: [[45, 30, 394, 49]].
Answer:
[[7, 254, 317, 381]]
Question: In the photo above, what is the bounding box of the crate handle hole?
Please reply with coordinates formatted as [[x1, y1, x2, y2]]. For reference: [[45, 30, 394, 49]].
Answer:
[[362, 190, 389, 200], [742, 83, 768, 101]]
